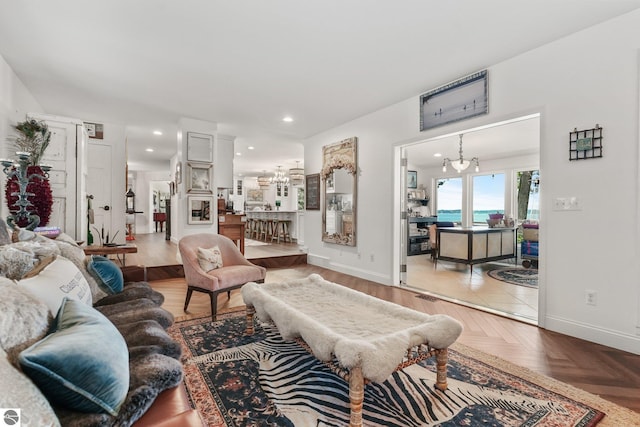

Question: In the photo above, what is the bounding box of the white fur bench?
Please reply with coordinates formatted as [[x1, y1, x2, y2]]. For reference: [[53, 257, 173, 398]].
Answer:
[[242, 274, 463, 427]]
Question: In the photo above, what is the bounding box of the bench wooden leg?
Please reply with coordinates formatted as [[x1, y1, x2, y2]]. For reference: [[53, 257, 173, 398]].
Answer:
[[348, 366, 364, 427], [435, 348, 449, 391], [245, 305, 255, 335]]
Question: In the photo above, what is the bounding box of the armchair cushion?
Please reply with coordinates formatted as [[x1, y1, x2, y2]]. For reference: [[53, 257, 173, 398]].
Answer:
[[196, 246, 223, 272]]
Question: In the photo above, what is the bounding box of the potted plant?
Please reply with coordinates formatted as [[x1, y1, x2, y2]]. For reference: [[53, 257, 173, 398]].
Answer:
[[3, 119, 53, 229]]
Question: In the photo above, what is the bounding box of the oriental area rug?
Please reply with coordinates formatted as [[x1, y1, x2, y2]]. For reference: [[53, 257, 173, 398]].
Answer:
[[488, 268, 538, 287], [168, 309, 637, 427]]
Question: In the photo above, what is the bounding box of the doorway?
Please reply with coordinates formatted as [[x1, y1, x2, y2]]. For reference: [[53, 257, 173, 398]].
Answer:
[[150, 181, 170, 234], [401, 114, 541, 324]]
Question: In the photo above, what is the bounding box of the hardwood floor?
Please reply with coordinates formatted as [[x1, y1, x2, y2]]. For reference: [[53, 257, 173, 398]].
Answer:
[[131, 232, 640, 414]]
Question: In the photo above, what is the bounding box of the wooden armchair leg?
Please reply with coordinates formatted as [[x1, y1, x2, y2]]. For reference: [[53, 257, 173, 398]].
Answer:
[[184, 287, 194, 311], [210, 292, 218, 322]]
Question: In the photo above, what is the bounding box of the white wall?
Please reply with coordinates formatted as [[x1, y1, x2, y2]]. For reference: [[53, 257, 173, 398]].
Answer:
[[304, 10, 640, 354]]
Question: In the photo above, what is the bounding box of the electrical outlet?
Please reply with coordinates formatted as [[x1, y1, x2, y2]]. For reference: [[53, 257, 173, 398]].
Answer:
[[585, 290, 597, 306]]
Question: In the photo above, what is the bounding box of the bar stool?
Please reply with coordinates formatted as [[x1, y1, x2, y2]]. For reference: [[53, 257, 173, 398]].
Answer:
[[251, 218, 261, 239], [258, 219, 269, 241], [271, 220, 292, 243], [245, 218, 253, 238], [269, 218, 278, 241]]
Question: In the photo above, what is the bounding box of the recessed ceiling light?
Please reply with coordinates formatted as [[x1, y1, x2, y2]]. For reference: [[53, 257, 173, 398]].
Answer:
[[248, 146, 255, 150], [282, 116, 293, 123], [146, 148, 154, 152], [236, 152, 242, 156], [153, 130, 162, 135], [433, 153, 442, 157]]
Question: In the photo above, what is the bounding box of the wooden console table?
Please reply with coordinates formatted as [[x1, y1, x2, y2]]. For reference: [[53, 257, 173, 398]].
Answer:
[[218, 214, 246, 254], [84, 244, 138, 266]]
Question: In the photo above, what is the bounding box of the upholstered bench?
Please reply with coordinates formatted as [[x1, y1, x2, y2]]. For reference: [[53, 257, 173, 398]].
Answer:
[[242, 274, 463, 427]]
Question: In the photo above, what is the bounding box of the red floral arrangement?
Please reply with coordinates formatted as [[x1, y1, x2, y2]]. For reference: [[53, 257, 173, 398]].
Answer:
[[5, 165, 53, 227], [4, 119, 53, 228]]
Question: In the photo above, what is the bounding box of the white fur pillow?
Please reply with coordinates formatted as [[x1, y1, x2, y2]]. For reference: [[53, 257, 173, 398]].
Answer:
[[197, 246, 223, 272], [18, 256, 93, 315], [0, 278, 51, 356], [0, 350, 60, 427], [0, 245, 37, 280]]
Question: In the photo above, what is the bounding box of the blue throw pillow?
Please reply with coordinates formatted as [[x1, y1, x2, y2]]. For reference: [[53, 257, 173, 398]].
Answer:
[[87, 255, 124, 294], [19, 298, 129, 415]]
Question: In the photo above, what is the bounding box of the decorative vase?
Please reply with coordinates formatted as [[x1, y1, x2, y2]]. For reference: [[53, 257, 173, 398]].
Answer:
[[5, 165, 53, 228]]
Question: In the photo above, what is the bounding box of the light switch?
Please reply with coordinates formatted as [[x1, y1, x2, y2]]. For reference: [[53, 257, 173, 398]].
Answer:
[[553, 196, 582, 211]]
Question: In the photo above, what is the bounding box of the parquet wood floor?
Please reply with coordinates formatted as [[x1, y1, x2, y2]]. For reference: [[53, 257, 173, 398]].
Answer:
[[134, 232, 640, 413]]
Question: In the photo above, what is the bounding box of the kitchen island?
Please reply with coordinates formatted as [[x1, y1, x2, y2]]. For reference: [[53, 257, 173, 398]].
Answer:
[[244, 210, 299, 242], [437, 226, 516, 267]]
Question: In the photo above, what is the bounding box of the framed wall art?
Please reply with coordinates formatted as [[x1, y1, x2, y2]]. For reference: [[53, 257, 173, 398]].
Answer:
[[246, 188, 263, 202], [187, 132, 213, 162], [187, 196, 213, 224], [84, 122, 104, 139], [569, 125, 603, 161], [407, 170, 417, 189], [420, 70, 488, 131], [305, 173, 320, 210], [186, 162, 213, 193]]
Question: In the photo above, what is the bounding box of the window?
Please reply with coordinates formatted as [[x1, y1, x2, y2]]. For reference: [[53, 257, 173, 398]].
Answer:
[[436, 178, 462, 223], [472, 173, 505, 224], [517, 170, 539, 221]]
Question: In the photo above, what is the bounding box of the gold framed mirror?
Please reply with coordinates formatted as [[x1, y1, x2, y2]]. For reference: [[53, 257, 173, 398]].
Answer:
[[321, 137, 357, 246]]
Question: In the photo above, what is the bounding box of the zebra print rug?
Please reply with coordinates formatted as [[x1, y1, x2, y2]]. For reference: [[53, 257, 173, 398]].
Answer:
[[169, 309, 606, 427]]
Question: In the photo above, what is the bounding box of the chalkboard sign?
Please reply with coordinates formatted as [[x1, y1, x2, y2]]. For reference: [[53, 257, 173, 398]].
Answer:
[[305, 173, 320, 210]]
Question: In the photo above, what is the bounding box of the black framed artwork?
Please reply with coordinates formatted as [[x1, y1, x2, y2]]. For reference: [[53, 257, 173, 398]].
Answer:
[[407, 170, 417, 189], [305, 173, 320, 210], [420, 70, 488, 131]]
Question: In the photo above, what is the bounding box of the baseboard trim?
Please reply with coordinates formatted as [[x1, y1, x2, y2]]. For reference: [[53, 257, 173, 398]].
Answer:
[[545, 315, 640, 355], [307, 254, 390, 285]]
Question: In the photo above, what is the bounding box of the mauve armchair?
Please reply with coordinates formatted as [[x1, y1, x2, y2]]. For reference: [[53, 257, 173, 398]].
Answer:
[[178, 233, 266, 321]]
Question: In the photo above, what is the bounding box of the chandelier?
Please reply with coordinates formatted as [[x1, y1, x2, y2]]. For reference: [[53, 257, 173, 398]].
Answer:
[[289, 161, 304, 185], [442, 134, 479, 173], [257, 170, 271, 189], [269, 166, 289, 185]]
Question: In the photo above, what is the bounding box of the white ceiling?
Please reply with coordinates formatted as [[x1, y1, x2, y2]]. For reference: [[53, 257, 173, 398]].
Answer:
[[1, 1, 638, 177], [406, 115, 540, 170]]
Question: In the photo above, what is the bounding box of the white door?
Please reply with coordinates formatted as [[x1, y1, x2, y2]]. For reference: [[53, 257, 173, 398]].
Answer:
[[86, 143, 113, 244], [28, 114, 83, 238]]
